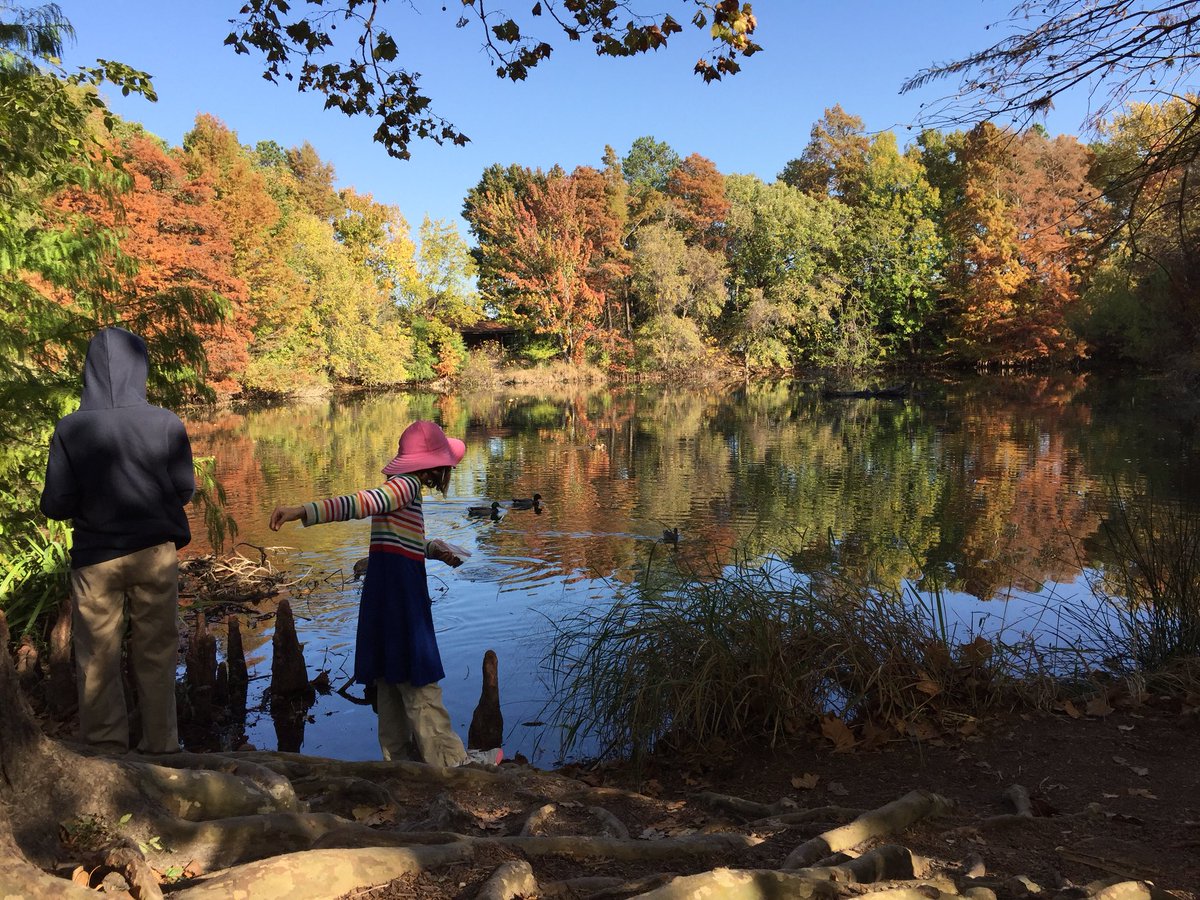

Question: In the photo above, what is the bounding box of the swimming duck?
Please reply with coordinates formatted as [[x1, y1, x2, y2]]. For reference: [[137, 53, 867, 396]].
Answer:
[[662, 527, 680, 545], [468, 501, 501, 518], [510, 493, 542, 510], [352, 557, 369, 581]]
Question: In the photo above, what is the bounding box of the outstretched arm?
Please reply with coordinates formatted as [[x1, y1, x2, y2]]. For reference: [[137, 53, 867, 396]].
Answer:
[[269, 475, 421, 531]]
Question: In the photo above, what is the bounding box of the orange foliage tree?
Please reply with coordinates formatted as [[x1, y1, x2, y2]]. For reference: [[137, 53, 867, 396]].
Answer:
[[665, 153, 731, 252], [469, 169, 613, 361], [56, 133, 248, 394], [946, 124, 1101, 364]]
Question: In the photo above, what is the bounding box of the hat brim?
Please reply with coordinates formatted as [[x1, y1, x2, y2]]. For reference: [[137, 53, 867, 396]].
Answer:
[[381, 436, 466, 475]]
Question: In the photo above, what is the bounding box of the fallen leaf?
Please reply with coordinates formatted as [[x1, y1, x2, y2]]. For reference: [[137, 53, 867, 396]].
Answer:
[[915, 679, 942, 696], [791, 772, 820, 790], [643, 779, 663, 797], [640, 827, 666, 840], [71, 867, 90, 888], [1103, 793, 1119, 798], [827, 782, 850, 797], [861, 721, 892, 750], [1127, 788, 1158, 799], [1061, 700, 1083, 719], [665, 799, 686, 811], [820, 715, 857, 752], [960, 635, 994, 664], [1085, 696, 1114, 717], [1112, 755, 1129, 766], [959, 720, 979, 736], [1131, 766, 1149, 777], [1117, 724, 1134, 732]]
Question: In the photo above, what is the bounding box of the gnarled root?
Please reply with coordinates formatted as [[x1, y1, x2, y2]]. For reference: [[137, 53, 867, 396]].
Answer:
[[629, 867, 841, 900], [783, 790, 953, 869], [171, 843, 474, 900], [475, 859, 538, 900], [157, 811, 350, 870], [790, 843, 923, 883]]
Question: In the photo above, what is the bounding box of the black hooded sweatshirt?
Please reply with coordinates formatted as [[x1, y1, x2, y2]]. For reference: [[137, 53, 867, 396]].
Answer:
[[40, 328, 194, 568]]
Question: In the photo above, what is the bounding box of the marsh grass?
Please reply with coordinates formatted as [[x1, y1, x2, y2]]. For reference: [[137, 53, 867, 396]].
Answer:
[[1071, 486, 1200, 673], [543, 549, 1035, 762]]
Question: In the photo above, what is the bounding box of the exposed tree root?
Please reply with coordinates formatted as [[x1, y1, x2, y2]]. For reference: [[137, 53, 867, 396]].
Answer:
[[629, 867, 841, 899], [475, 859, 537, 900], [753, 806, 867, 827], [172, 843, 474, 900], [784, 790, 954, 868], [697, 790, 800, 820], [790, 843, 924, 883]]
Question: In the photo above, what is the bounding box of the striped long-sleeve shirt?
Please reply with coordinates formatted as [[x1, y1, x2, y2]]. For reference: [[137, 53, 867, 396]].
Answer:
[[302, 474, 429, 561]]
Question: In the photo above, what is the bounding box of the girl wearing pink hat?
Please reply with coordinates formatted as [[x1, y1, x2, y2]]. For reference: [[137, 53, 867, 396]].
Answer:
[[269, 420, 473, 765]]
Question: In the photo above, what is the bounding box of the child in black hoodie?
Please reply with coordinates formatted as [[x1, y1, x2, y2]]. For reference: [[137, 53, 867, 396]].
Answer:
[[40, 327, 194, 753]]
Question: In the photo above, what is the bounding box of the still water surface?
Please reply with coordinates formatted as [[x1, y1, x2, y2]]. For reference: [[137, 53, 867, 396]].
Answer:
[[184, 374, 1199, 763]]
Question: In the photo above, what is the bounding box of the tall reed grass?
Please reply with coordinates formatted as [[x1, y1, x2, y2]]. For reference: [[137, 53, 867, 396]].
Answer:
[[543, 552, 1017, 762], [1072, 487, 1200, 672]]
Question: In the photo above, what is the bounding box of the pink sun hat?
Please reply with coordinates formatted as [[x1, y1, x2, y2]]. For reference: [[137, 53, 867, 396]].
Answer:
[[382, 420, 467, 475]]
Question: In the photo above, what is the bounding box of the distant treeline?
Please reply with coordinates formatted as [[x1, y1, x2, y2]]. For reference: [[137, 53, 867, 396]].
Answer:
[[12, 93, 1200, 403], [463, 104, 1200, 378]]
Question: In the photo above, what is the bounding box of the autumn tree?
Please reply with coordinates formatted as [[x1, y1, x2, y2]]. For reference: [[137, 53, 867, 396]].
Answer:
[[181, 114, 298, 373], [839, 132, 944, 359], [468, 168, 608, 361], [400, 216, 482, 378], [287, 140, 342, 219], [779, 105, 870, 202], [630, 222, 727, 373], [664, 152, 730, 251], [945, 123, 1101, 364], [57, 132, 250, 395]]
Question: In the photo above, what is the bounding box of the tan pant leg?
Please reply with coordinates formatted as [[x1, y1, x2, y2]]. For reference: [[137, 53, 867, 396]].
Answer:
[[71, 559, 131, 751], [375, 679, 413, 761], [400, 682, 467, 767], [124, 542, 180, 753]]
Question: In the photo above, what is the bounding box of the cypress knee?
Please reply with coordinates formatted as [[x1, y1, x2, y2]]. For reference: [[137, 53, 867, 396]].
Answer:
[[468, 649, 503, 751], [226, 615, 248, 713], [270, 599, 311, 699]]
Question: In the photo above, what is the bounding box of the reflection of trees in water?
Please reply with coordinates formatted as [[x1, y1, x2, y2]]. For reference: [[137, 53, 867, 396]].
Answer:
[[184, 375, 1196, 604]]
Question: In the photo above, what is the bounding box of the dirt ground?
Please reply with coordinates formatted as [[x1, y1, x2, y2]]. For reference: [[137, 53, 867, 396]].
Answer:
[[334, 698, 1200, 899]]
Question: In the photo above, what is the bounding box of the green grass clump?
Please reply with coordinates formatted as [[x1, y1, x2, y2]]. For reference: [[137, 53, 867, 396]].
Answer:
[[543, 553, 1007, 762]]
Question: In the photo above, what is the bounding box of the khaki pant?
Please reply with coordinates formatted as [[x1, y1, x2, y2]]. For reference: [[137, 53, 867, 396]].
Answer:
[[375, 679, 467, 766], [70, 542, 180, 753]]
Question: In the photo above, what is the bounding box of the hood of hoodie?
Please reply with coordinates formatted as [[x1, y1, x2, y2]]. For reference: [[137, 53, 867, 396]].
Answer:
[[79, 328, 149, 411]]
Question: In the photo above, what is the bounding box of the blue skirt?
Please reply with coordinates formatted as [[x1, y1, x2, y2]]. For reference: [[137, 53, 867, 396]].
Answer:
[[354, 552, 446, 688]]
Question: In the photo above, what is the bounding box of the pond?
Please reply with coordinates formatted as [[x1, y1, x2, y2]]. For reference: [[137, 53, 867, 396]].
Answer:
[[183, 373, 1200, 764]]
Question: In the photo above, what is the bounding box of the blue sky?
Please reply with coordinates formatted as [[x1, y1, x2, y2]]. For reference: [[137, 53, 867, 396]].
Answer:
[[54, 2, 1093, 234]]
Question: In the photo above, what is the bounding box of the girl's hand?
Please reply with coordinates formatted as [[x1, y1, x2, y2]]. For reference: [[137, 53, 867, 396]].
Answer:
[[426, 539, 464, 568], [269, 505, 305, 531]]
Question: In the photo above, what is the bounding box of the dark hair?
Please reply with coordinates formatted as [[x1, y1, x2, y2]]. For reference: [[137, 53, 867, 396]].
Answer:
[[415, 466, 451, 494]]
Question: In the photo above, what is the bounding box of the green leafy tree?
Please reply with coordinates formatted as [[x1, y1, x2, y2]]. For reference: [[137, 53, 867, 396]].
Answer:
[[622, 135, 682, 193], [723, 174, 848, 368]]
